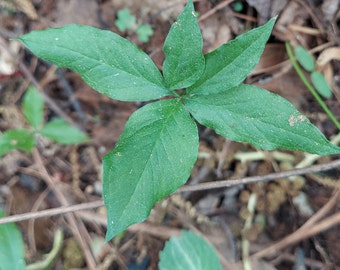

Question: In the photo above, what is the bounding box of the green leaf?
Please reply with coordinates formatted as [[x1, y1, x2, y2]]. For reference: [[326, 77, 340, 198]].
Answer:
[[294, 45, 315, 72], [103, 99, 198, 240], [40, 118, 89, 144], [136, 24, 153, 43], [185, 84, 340, 155], [23, 86, 44, 129], [18, 24, 171, 102], [311, 71, 332, 98], [158, 230, 222, 270], [115, 8, 136, 32], [188, 17, 276, 95], [0, 209, 26, 270], [0, 129, 35, 157], [162, 0, 205, 90]]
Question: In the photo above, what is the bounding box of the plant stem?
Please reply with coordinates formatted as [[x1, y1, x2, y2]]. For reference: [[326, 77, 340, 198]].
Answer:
[[285, 42, 340, 131]]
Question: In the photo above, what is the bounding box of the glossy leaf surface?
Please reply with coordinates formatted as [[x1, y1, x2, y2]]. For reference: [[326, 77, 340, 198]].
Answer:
[[188, 18, 276, 95], [103, 99, 198, 239], [162, 0, 204, 90], [185, 84, 340, 155], [18, 24, 171, 102]]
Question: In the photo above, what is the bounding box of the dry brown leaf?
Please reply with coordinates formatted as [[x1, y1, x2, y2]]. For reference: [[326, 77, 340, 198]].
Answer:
[[316, 47, 340, 67], [13, 0, 38, 20], [321, 0, 339, 21]]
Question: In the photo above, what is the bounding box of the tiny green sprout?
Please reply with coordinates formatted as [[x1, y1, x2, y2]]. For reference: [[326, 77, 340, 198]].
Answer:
[[0, 86, 88, 157], [231, 1, 244, 12], [286, 42, 340, 129], [115, 8, 136, 32], [115, 8, 153, 43], [293, 45, 332, 98]]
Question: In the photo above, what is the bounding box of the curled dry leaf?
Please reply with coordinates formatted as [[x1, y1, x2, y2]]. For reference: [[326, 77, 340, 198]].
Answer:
[[315, 47, 340, 91], [0, 37, 20, 75], [316, 47, 340, 67]]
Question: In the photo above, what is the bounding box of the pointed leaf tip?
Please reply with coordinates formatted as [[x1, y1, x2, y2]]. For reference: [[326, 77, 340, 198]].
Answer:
[[185, 84, 340, 155], [162, 0, 205, 89], [19, 24, 171, 102], [103, 99, 198, 239], [188, 17, 276, 95]]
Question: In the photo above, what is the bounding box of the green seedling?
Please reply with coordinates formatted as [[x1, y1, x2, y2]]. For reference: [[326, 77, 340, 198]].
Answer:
[[0, 86, 88, 157], [159, 230, 222, 270], [115, 8, 153, 43], [294, 45, 332, 98], [286, 43, 339, 129], [17, 0, 340, 241]]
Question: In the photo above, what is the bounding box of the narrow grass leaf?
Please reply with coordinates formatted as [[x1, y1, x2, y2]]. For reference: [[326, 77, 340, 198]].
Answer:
[[0, 209, 26, 270], [40, 118, 88, 144], [311, 71, 332, 98], [159, 230, 222, 270], [0, 129, 35, 157], [18, 24, 171, 102], [103, 99, 198, 240], [188, 17, 276, 95], [185, 84, 340, 155], [23, 86, 44, 129], [162, 0, 205, 90]]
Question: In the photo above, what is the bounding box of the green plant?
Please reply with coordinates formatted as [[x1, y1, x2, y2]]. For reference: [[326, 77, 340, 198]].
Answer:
[[0, 209, 64, 270], [0, 209, 26, 270], [115, 8, 153, 43], [159, 230, 222, 270], [17, 0, 340, 241], [0, 86, 88, 157], [293, 45, 332, 98], [286, 43, 340, 130]]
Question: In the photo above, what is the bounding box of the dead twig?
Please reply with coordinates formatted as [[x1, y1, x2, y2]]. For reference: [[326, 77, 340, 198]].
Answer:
[[31, 149, 97, 270], [178, 158, 340, 192], [198, 0, 235, 22], [1, 159, 340, 225], [251, 189, 340, 259], [0, 200, 104, 225]]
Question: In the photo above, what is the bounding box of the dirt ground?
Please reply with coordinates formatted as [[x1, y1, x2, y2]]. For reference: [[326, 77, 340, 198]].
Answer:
[[1, 0, 340, 269]]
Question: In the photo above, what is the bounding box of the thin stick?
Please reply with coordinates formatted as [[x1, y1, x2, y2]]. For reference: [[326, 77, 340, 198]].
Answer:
[[251, 190, 340, 259], [0, 200, 104, 225], [178, 158, 340, 192], [1, 159, 340, 225], [32, 149, 97, 270], [198, 0, 235, 22]]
